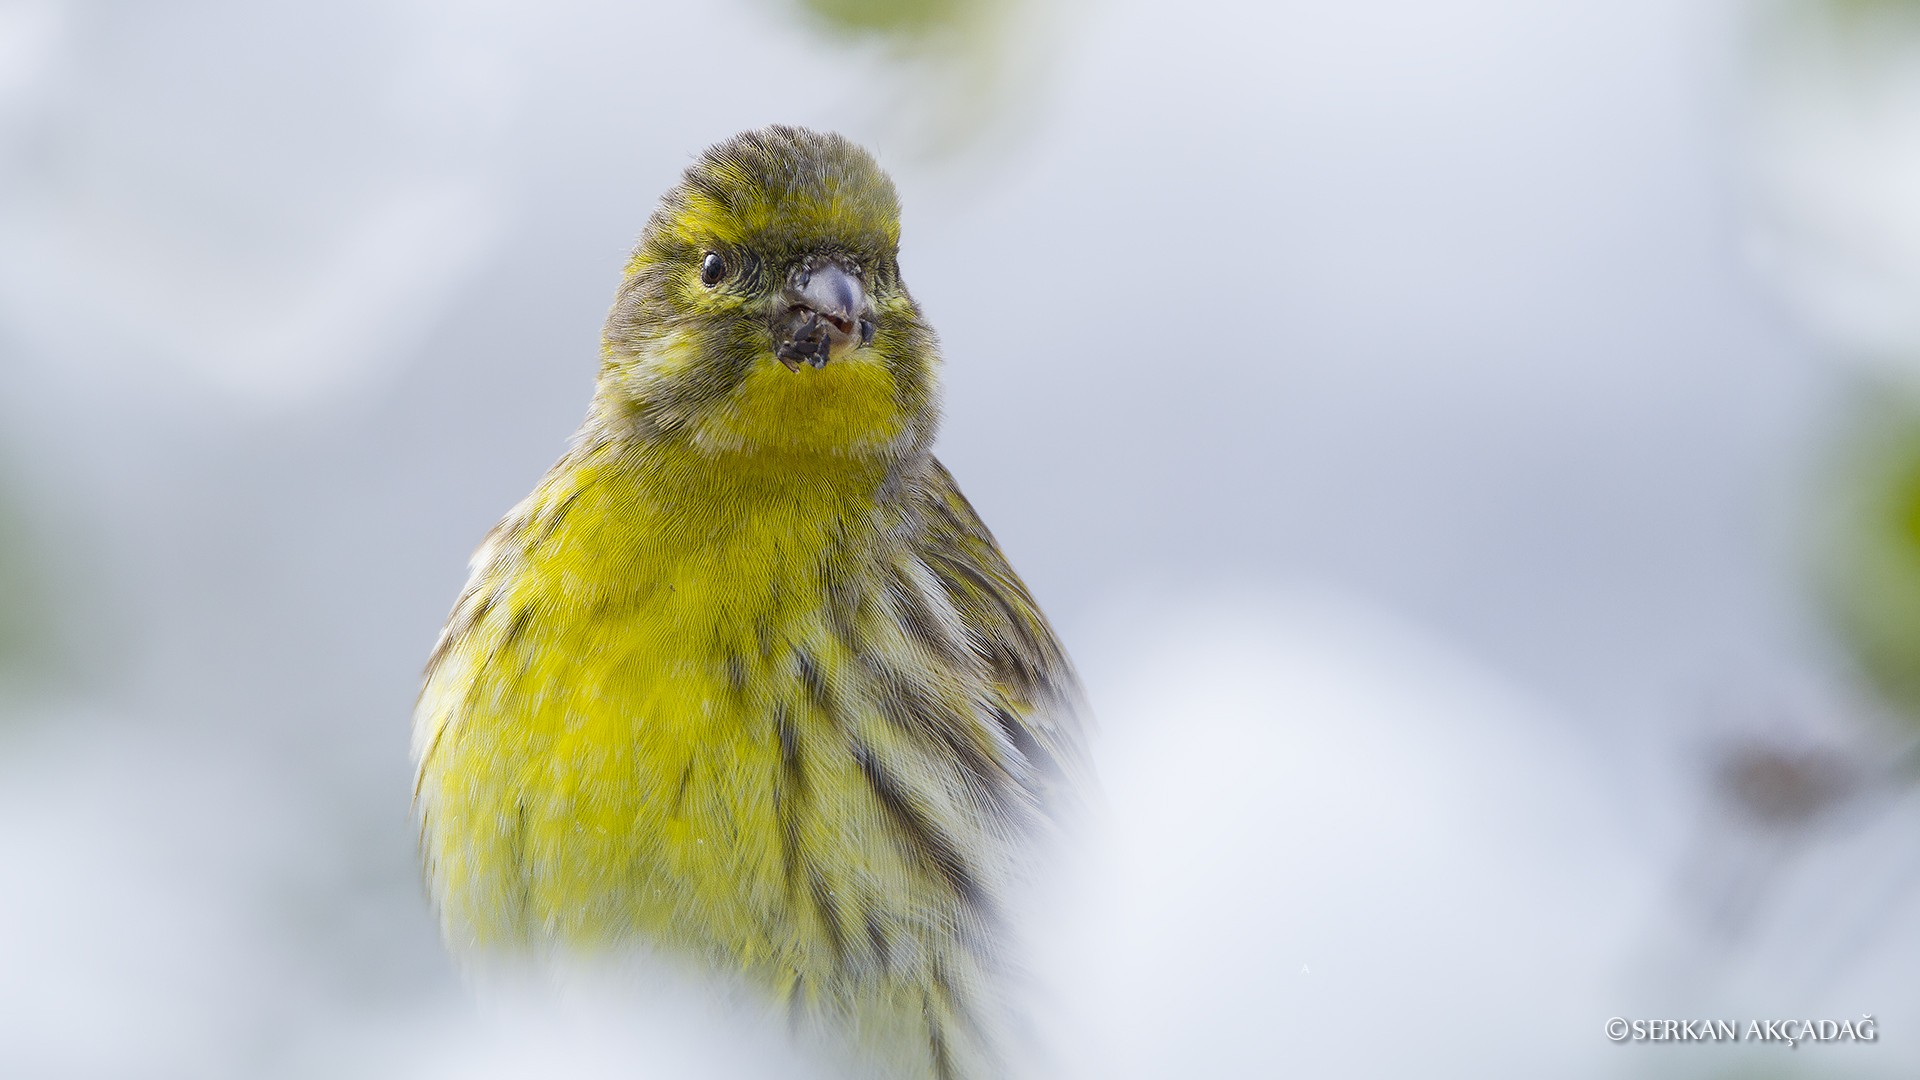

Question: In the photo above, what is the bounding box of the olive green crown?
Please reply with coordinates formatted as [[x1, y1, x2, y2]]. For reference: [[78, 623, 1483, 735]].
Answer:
[[645, 125, 901, 263]]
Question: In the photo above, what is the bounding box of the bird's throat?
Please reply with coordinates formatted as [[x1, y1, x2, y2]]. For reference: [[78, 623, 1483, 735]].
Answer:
[[687, 349, 906, 459]]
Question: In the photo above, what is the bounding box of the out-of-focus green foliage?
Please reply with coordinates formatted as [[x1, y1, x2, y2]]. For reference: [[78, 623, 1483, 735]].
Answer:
[[1821, 387, 1920, 728], [0, 463, 56, 701], [785, 0, 1044, 158], [801, 0, 974, 34], [1822, 0, 1920, 18], [1762, 0, 1920, 52], [1780, 0, 1920, 41]]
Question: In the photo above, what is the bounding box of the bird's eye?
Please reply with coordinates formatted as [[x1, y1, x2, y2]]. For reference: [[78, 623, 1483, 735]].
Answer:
[[700, 252, 727, 287]]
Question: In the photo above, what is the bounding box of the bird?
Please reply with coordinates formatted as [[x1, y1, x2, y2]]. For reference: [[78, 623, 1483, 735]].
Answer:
[[412, 125, 1088, 1080]]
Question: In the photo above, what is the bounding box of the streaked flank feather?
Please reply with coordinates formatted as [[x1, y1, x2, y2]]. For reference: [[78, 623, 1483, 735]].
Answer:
[[413, 126, 1086, 1080]]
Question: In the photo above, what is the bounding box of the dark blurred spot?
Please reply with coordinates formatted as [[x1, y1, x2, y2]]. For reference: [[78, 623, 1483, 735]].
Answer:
[[1716, 741, 1859, 829]]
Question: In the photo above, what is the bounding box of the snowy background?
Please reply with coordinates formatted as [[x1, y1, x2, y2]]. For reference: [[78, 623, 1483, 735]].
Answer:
[[2, 0, 1918, 1076]]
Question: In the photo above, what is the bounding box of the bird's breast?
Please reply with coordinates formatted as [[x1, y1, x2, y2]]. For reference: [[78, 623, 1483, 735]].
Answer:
[[418, 450, 938, 948]]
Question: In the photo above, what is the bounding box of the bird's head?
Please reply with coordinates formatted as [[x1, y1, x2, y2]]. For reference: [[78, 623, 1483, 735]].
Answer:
[[595, 126, 938, 463]]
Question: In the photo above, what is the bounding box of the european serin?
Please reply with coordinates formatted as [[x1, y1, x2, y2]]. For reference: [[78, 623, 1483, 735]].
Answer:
[[412, 126, 1087, 1080]]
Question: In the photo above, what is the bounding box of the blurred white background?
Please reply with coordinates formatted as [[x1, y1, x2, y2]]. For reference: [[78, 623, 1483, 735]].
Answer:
[[2, 0, 1918, 1076]]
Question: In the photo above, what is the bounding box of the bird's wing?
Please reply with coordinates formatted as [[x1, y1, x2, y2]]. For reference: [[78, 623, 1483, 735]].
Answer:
[[912, 457, 1090, 807]]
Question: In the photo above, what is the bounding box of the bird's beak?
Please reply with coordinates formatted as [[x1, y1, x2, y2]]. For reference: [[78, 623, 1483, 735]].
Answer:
[[773, 260, 876, 371]]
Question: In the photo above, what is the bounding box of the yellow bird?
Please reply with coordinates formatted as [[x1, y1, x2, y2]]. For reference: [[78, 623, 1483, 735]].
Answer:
[[413, 126, 1087, 1080]]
